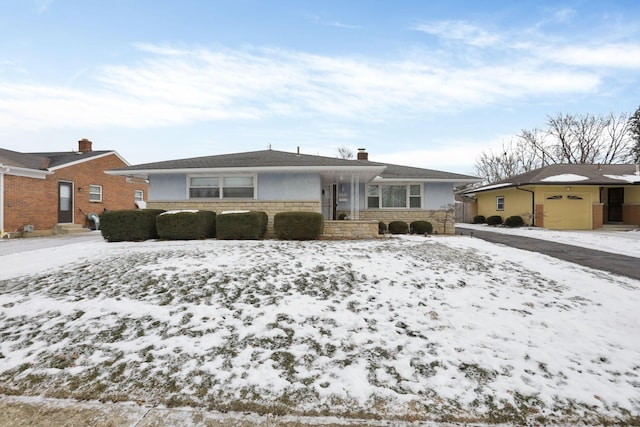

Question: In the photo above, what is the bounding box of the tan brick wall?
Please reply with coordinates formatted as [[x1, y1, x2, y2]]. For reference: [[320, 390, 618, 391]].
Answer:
[[147, 200, 321, 237], [3, 154, 147, 233], [623, 203, 640, 226], [356, 209, 456, 234], [323, 220, 379, 239]]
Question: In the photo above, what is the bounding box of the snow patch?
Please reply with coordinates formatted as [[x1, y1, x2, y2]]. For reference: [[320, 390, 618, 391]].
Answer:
[[541, 174, 589, 182]]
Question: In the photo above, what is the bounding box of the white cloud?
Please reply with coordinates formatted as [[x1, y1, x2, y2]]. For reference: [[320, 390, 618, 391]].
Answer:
[[414, 21, 502, 47], [545, 44, 640, 68], [0, 38, 629, 132]]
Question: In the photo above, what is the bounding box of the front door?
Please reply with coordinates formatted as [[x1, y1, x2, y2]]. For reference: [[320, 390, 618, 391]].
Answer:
[[58, 182, 73, 223], [321, 184, 337, 220], [608, 188, 624, 222]]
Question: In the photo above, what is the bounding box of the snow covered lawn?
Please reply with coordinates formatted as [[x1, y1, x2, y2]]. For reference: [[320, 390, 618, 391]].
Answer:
[[0, 234, 639, 425]]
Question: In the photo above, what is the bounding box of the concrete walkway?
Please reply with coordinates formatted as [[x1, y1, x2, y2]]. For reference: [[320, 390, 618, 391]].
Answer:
[[456, 227, 640, 281]]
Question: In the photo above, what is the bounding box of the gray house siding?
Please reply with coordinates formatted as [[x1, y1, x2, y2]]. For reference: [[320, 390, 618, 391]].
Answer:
[[258, 173, 320, 201], [148, 172, 320, 202]]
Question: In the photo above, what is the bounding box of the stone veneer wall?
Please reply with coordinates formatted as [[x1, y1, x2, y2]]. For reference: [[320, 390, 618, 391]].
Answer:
[[147, 200, 320, 237], [322, 220, 379, 239], [356, 209, 456, 235]]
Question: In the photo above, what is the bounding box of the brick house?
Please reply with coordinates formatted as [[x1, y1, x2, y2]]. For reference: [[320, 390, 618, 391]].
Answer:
[[108, 148, 479, 237], [0, 139, 147, 237]]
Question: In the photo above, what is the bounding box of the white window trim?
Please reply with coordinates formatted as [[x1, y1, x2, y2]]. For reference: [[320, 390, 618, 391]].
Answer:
[[187, 174, 257, 200], [496, 196, 505, 211], [366, 183, 423, 209], [89, 184, 103, 202], [134, 189, 144, 201]]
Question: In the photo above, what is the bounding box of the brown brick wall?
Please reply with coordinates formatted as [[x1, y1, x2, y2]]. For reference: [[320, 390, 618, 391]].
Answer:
[[623, 203, 640, 226], [3, 154, 147, 233]]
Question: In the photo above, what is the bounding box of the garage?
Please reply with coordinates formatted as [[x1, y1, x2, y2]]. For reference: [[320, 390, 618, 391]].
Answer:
[[543, 192, 592, 230]]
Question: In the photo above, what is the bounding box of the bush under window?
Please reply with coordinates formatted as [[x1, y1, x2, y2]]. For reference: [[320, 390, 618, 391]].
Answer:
[[410, 220, 433, 235], [505, 215, 524, 228], [216, 211, 268, 240], [486, 215, 503, 226], [156, 210, 216, 240], [100, 209, 165, 242], [388, 221, 409, 234], [473, 215, 486, 224]]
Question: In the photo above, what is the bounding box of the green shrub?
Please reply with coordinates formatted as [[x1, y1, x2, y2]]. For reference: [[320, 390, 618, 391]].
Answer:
[[338, 213, 348, 220], [156, 210, 216, 240], [505, 215, 524, 228], [473, 215, 486, 224], [410, 220, 433, 235], [100, 209, 165, 242], [216, 211, 268, 240], [388, 221, 409, 234], [486, 215, 503, 226], [378, 221, 387, 235], [274, 212, 324, 240]]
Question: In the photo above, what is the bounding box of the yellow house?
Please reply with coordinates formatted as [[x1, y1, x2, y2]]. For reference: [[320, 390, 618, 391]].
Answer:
[[466, 164, 640, 230]]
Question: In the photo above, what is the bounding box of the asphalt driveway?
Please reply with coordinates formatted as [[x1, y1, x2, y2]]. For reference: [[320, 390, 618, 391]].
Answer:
[[456, 227, 640, 281]]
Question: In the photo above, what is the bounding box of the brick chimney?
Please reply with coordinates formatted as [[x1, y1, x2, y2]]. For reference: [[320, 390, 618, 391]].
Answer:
[[357, 148, 368, 161], [78, 138, 93, 153]]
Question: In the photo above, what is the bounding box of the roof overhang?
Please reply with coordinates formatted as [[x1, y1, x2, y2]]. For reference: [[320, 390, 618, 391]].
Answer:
[[373, 177, 482, 184], [107, 165, 388, 183], [0, 164, 50, 179]]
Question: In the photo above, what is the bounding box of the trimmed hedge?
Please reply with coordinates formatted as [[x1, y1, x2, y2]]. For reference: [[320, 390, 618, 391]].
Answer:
[[410, 220, 433, 235], [486, 215, 503, 226], [473, 215, 486, 224], [274, 212, 324, 240], [216, 211, 268, 240], [505, 215, 524, 228], [100, 209, 165, 242], [378, 221, 387, 235], [156, 210, 216, 240], [388, 221, 409, 234]]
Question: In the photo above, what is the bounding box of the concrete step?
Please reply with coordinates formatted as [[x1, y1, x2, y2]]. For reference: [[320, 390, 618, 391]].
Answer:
[[601, 224, 639, 231], [55, 223, 90, 235]]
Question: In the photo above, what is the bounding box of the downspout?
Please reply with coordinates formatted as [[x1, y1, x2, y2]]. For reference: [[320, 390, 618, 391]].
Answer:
[[515, 184, 535, 226], [0, 164, 6, 235]]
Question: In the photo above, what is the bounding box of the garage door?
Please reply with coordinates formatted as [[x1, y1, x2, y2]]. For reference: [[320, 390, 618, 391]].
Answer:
[[543, 192, 592, 230]]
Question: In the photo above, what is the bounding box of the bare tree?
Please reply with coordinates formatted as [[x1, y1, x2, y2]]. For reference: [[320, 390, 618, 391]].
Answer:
[[475, 112, 633, 183], [337, 146, 354, 159], [629, 105, 640, 162]]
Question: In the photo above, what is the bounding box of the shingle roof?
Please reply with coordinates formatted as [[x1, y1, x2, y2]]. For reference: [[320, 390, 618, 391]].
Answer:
[[111, 149, 479, 181], [0, 148, 115, 171], [28, 150, 114, 169], [0, 148, 50, 170], [471, 164, 640, 192], [112, 149, 385, 170]]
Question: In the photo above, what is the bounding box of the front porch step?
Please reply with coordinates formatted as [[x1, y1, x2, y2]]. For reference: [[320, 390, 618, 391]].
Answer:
[[55, 223, 90, 235], [601, 224, 639, 231]]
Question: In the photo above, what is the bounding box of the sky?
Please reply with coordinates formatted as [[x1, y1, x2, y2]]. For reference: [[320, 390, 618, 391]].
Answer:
[[1, 0, 639, 174]]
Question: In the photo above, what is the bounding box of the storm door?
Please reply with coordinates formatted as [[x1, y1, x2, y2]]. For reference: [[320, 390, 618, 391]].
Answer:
[[58, 181, 73, 223], [607, 188, 624, 222]]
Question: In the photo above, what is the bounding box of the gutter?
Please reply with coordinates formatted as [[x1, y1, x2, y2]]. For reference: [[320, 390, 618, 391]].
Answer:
[[515, 184, 535, 226]]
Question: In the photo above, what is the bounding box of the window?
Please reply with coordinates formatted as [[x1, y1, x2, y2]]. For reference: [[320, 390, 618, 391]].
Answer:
[[189, 175, 255, 199], [134, 190, 144, 201], [496, 196, 504, 211], [222, 176, 254, 198], [546, 195, 562, 200], [189, 177, 220, 198], [567, 195, 583, 200], [367, 184, 422, 209], [89, 185, 102, 202]]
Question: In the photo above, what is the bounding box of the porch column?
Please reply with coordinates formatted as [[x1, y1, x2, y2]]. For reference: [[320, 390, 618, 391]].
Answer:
[[350, 174, 360, 220]]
